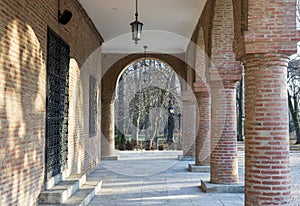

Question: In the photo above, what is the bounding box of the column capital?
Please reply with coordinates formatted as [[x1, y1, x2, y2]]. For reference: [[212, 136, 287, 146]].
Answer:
[[193, 81, 210, 93], [208, 66, 242, 87], [209, 79, 240, 90], [241, 53, 290, 68]]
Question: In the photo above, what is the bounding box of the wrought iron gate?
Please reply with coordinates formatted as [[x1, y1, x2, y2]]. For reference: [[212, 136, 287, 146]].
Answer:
[[45, 28, 69, 180]]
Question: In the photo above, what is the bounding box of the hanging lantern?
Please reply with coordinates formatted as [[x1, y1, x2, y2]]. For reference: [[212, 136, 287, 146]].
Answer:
[[130, 0, 143, 44]]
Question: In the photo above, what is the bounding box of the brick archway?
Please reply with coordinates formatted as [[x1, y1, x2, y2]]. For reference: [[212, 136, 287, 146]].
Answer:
[[100, 53, 196, 157]]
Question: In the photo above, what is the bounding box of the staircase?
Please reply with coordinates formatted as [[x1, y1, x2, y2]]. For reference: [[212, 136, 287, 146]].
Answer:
[[38, 171, 102, 206]]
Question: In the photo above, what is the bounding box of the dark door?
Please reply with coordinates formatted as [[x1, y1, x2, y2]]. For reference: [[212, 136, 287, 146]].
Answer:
[[45, 28, 69, 180]]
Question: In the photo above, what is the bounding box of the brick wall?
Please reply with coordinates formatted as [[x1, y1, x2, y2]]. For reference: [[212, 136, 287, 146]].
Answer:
[[233, 0, 300, 57], [0, 0, 102, 205]]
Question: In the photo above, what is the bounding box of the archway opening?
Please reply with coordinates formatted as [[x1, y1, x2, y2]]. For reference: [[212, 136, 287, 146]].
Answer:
[[114, 58, 183, 151]]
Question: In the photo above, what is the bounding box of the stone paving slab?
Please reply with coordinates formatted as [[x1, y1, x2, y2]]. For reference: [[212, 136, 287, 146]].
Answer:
[[88, 150, 300, 206]]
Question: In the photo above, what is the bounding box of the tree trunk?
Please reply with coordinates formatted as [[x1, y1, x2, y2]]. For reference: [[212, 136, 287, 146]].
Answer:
[[149, 108, 163, 149], [237, 80, 244, 141], [288, 92, 300, 144]]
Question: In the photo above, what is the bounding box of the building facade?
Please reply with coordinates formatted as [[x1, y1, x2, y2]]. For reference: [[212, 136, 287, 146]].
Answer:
[[0, 0, 299, 205]]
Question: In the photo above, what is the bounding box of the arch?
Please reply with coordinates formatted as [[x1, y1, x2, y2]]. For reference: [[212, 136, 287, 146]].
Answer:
[[120, 57, 179, 80], [100, 52, 199, 157], [232, 0, 248, 59], [211, 0, 236, 71], [195, 26, 207, 83], [101, 53, 187, 100]]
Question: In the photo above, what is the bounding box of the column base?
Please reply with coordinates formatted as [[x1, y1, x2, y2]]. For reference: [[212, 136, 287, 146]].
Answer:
[[101, 155, 119, 161], [188, 164, 210, 172], [178, 155, 195, 161], [200, 180, 244, 193]]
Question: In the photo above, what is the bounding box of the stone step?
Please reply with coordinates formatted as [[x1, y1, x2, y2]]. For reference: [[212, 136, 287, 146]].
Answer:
[[38, 174, 86, 204], [62, 179, 102, 206]]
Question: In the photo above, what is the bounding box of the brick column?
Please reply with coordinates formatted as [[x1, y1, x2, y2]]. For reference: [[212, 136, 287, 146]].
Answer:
[[182, 93, 197, 157], [243, 54, 290, 205], [194, 84, 211, 166], [210, 80, 239, 184], [101, 98, 115, 157]]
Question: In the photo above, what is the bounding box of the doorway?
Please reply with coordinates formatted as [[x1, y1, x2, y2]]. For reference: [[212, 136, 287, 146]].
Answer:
[[45, 28, 70, 180]]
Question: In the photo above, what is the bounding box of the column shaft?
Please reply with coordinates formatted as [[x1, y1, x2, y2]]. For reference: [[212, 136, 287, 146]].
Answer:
[[210, 80, 239, 184], [182, 100, 197, 156], [195, 91, 211, 166], [101, 98, 115, 157], [243, 54, 290, 205]]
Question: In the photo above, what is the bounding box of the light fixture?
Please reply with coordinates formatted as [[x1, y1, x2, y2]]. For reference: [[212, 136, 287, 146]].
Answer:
[[130, 0, 143, 45], [58, 0, 72, 25]]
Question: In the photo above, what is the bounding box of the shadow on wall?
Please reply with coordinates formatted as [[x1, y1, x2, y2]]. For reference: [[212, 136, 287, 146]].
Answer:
[[69, 51, 102, 175], [0, 19, 45, 205], [68, 58, 94, 174]]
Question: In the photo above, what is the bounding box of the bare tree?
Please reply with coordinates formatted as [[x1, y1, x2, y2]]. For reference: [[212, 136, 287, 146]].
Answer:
[[288, 54, 300, 144], [115, 58, 182, 149]]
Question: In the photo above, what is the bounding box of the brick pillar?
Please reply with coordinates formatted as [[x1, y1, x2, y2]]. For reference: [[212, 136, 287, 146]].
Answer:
[[101, 98, 115, 157], [210, 80, 239, 184], [182, 93, 197, 156], [243, 54, 290, 205], [194, 84, 211, 166]]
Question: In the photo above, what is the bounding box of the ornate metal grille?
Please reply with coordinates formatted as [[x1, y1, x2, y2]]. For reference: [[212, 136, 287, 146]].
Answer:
[[45, 28, 69, 180]]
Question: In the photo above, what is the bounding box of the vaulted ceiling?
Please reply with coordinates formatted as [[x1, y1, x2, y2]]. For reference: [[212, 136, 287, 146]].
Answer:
[[79, 0, 206, 53]]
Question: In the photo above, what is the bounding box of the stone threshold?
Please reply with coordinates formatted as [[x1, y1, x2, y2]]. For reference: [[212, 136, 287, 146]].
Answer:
[[188, 164, 210, 172], [101, 155, 119, 160], [200, 180, 244, 193]]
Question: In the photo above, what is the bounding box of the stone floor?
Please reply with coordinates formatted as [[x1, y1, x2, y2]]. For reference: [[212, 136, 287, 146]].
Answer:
[[88, 148, 300, 206]]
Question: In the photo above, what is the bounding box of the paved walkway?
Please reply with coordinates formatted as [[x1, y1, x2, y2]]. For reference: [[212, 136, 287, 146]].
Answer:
[[88, 149, 300, 206]]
